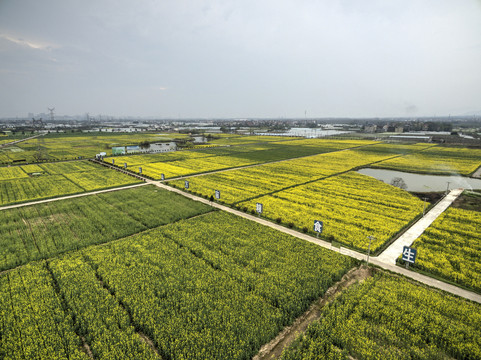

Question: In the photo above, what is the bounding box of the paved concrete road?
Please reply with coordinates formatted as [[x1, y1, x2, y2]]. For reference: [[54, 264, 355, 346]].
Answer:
[[376, 188, 463, 264], [2, 163, 479, 304], [149, 181, 481, 304]]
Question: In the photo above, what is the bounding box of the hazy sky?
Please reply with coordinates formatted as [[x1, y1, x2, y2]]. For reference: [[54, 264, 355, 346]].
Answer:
[[0, 0, 480, 118]]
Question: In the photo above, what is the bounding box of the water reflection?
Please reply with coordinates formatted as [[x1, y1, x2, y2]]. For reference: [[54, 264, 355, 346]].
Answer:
[[357, 168, 481, 192]]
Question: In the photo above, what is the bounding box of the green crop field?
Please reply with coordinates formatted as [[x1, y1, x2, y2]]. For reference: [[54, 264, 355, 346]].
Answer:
[[238, 172, 424, 252], [105, 139, 378, 179], [0, 211, 356, 359], [402, 206, 481, 292], [0, 161, 140, 206], [0, 132, 189, 164], [374, 146, 481, 175], [170, 148, 396, 203], [0, 134, 480, 359], [0, 185, 212, 271], [280, 271, 481, 360]]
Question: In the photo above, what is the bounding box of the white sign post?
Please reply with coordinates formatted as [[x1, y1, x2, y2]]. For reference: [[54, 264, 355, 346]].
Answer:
[[256, 203, 263, 216], [215, 190, 220, 200], [313, 220, 323, 238]]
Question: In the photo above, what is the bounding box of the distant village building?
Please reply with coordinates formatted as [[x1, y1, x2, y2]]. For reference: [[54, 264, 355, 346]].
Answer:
[[365, 124, 377, 133]]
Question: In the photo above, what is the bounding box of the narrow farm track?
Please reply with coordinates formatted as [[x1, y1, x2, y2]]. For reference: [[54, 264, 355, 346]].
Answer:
[[96, 142, 377, 182], [0, 134, 43, 148], [0, 211, 214, 278], [1, 150, 479, 305], [377, 188, 464, 264], [253, 266, 374, 360], [0, 182, 148, 211]]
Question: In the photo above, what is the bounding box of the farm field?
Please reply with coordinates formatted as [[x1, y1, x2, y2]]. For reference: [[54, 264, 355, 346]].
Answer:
[[0, 185, 212, 271], [374, 145, 481, 175], [0, 134, 480, 359], [106, 139, 377, 179], [170, 148, 400, 205], [403, 206, 481, 293], [237, 172, 424, 252], [207, 134, 298, 145], [0, 160, 140, 206], [0, 132, 188, 164], [0, 211, 357, 360], [280, 271, 481, 360]]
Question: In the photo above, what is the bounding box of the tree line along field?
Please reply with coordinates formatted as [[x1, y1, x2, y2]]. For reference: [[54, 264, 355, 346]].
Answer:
[[0, 132, 189, 164], [400, 206, 481, 293], [0, 160, 140, 206], [280, 271, 481, 360], [0, 185, 212, 271], [0, 211, 357, 360], [104, 139, 376, 179]]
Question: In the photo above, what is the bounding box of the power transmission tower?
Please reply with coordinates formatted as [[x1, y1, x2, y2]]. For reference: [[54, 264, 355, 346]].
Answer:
[[48, 107, 55, 121], [32, 117, 44, 128]]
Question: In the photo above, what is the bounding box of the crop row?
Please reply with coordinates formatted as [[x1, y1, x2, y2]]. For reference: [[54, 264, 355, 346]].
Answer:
[[404, 206, 481, 292], [0, 211, 356, 359], [0, 185, 212, 271], [0, 263, 88, 359], [106, 139, 378, 179], [0, 133, 184, 164], [374, 146, 481, 175], [280, 271, 481, 360], [170, 148, 397, 204], [238, 172, 424, 252], [0, 161, 140, 206]]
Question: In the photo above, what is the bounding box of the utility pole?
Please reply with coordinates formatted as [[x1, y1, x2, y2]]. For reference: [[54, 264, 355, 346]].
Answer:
[[446, 182, 451, 195], [366, 235, 375, 266]]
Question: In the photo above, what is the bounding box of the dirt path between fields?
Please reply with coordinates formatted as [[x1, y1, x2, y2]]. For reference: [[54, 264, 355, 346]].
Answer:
[[0, 134, 43, 148], [0, 182, 148, 211], [253, 266, 373, 360]]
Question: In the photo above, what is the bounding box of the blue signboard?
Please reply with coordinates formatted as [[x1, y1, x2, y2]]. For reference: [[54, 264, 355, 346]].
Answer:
[[161, 173, 165, 180], [402, 246, 417, 264], [139, 167, 142, 174], [215, 190, 220, 199], [124, 163, 127, 169], [313, 220, 324, 234], [185, 180, 189, 189], [256, 202, 263, 214]]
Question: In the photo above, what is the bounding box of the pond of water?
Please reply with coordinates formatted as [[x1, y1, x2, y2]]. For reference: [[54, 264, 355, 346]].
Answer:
[[357, 168, 481, 192]]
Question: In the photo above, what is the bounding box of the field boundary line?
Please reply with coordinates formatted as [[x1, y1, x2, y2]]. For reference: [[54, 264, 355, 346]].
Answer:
[[149, 180, 481, 304], [0, 211, 214, 277], [0, 182, 149, 211], [100, 142, 381, 182], [0, 134, 43, 149], [376, 188, 463, 264]]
